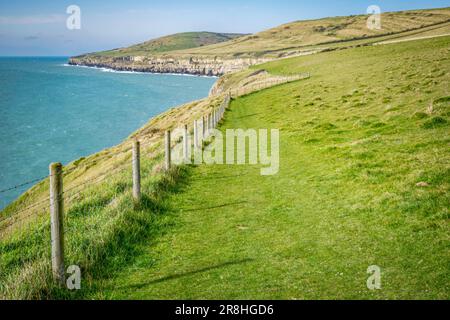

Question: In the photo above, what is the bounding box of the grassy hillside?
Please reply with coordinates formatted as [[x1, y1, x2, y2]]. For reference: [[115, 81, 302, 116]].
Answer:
[[0, 91, 228, 298], [82, 32, 246, 57], [80, 7, 450, 61], [180, 7, 450, 58], [3, 34, 447, 299], [1, 15, 449, 299], [70, 8, 450, 77], [78, 35, 448, 300], [88, 35, 448, 299]]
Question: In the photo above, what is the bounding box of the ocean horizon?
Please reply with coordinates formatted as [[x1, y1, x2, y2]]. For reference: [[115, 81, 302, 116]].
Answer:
[[0, 56, 216, 209]]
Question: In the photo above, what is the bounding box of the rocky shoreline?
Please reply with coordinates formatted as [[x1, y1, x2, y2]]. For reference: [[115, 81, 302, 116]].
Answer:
[[68, 55, 271, 77]]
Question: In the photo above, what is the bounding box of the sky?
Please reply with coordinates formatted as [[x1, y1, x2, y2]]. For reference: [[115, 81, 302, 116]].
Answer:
[[0, 0, 448, 56]]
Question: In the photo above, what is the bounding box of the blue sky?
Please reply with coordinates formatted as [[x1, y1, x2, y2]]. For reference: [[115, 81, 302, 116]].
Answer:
[[0, 0, 448, 56]]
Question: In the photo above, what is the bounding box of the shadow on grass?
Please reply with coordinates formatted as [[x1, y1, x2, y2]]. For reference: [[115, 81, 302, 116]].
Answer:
[[50, 165, 196, 299], [191, 173, 250, 181], [181, 201, 248, 212], [122, 258, 254, 289], [234, 112, 262, 120]]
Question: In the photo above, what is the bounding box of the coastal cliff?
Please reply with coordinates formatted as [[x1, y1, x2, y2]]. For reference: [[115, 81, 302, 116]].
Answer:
[[68, 55, 270, 77]]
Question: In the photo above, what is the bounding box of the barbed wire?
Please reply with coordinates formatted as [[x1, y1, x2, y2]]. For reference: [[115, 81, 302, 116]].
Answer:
[[0, 159, 135, 232], [64, 146, 134, 171], [0, 196, 51, 225], [0, 176, 48, 194], [1, 167, 125, 221], [0, 204, 51, 236], [0, 144, 135, 196], [0, 161, 95, 195], [63, 164, 130, 195], [0, 138, 158, 211], [229, 73, 310, 98]]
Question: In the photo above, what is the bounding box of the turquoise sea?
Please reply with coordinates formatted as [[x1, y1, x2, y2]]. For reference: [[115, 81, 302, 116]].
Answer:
[[0, 57, 216, 209]]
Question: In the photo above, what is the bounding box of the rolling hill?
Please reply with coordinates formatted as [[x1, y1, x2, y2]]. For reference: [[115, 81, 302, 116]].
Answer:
[[95, 32, 246, 57], [69, 7, 450, 75], [180, 7, 450, 57]]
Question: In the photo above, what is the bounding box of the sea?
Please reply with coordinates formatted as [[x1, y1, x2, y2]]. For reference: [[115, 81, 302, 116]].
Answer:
[[0, 57, 217, 209]]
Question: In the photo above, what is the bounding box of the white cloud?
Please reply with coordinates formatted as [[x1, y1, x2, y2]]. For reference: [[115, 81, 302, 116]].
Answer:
[[0, 15, 65, 25]]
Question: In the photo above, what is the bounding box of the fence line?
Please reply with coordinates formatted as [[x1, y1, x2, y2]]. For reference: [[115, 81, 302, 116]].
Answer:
[[0, 205, 51, 237], [0, 138, 151, 198], [0, 164, 83, 195], [0, 72, 309, 287], [0, 161, 133, 233], [229, 72, 310, 98], [0, 197, 50, 225], [0, 177, 48, 194], [0, 141, 162, 230]]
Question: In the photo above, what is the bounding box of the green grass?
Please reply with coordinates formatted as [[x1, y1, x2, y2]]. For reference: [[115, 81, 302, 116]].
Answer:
[[74, 8, 450, 62], [0, 92, 225, 299], [0, 152, 193, 299], [181, 7, 450, 58], [78, 36, 448, 299], [70, 8, 450, 80], [1, 35, 449, 299], [89, 32, 245, 57]]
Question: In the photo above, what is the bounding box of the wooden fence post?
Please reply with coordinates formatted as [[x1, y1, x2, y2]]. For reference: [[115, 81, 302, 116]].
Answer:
[[49, 162, 65, 286], [202, 116, 206, 139], [193, 120, 198, 150], [211, 111, 214, 129], [132, 140, 141, 201], [210, 112, 214, 130], [207, 113, 211, 134], [165, 130, 171, 171], [183, 124, 189, 163]]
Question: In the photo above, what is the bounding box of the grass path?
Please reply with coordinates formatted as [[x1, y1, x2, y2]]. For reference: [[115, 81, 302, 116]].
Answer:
[[94, 101, 382, 299], [85, 36, 450, 300]]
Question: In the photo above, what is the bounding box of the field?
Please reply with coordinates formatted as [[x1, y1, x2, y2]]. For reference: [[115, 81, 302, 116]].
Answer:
[[80, 8, 450, 61], [1, 31, 449, 299], [95, 32, 246, 57], [180, 8, 450, 58], [84, 36, 449, 299]]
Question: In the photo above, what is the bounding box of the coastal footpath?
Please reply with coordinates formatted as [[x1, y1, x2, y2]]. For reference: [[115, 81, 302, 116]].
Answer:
[[2, 34, 449, 299], [2, 7, 450, 299]]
